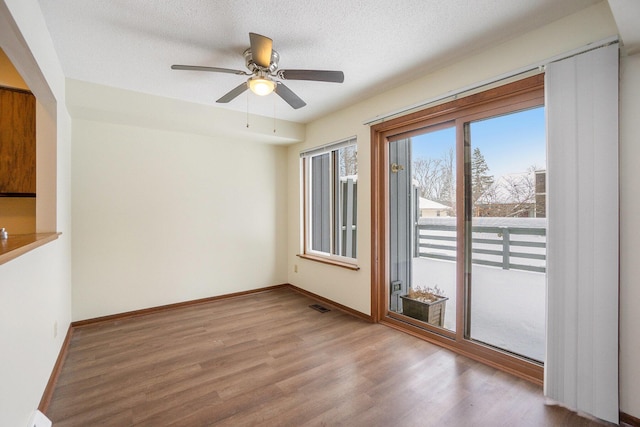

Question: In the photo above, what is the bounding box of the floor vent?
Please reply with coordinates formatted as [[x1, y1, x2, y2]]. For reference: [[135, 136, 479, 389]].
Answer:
[[309, 304, 330, 313]]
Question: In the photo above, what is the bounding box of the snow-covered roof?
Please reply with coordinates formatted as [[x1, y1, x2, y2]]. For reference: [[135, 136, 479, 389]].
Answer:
[[419, 197, 450, 210]]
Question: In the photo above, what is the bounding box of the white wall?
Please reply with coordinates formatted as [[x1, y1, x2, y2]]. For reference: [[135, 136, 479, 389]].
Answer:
[[71, 113, 289, 320], [0, 1, 72, 426], [619, 52, 640, 419]]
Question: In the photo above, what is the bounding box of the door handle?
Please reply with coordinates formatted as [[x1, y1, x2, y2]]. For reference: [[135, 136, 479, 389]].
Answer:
[[391, 163, 404, 173]]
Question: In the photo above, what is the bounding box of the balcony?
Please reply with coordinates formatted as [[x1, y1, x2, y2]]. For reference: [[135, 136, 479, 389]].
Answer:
[[411, 217, 546, 362]]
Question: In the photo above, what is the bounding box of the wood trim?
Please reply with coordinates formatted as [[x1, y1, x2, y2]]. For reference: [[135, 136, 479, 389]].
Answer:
[[370, 74, 545, 384], [71, 284, 289, 327], [370, 124, 384, 323], [380, 317, 543, 385], [71, 283, 372, 329], [38, 325, 73, 413], [287, 284, 374, 323], [0, 232, 61, 266], [296, 253, 360, 270], [372, 74, 544, 136], [621, 412, 640, 427]]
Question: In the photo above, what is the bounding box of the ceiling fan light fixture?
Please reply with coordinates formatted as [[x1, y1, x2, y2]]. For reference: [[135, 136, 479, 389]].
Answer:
[[249, 77, 276, 96]]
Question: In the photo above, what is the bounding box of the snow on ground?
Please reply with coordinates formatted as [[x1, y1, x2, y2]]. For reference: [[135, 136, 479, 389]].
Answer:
[[412, 257, 545, 362]]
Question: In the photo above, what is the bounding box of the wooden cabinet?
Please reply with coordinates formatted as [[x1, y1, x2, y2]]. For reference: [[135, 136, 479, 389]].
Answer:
[[0, 86, 36, 195]]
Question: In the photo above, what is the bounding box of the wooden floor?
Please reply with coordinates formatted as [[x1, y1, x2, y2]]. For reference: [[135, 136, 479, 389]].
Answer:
[[46, 288, 609, 426]]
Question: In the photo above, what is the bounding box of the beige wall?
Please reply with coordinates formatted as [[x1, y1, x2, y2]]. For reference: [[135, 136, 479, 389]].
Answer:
[[288, 1, 640, 420], [70, 104, 290, 320], [0, 46, 28, 89], [0, 1, 72, 426]]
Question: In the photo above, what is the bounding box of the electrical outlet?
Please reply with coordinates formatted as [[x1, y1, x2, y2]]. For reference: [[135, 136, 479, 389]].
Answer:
[[53, 321, 58, 338], [294, 264, 298, 273]]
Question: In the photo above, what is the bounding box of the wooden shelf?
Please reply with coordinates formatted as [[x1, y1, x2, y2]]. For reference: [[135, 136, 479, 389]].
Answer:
[[0, 233, 61, 266]]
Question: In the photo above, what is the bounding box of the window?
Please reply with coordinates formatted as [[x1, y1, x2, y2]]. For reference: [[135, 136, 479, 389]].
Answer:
[[301, 138, 357, 267]]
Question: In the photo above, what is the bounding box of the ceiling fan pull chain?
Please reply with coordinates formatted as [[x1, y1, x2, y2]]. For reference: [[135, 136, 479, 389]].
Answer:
[[273, 95, 277, 133], [246, 91, 250, 128]]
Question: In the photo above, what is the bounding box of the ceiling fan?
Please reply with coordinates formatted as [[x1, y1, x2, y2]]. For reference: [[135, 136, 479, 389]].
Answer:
[[171, 33, 344, 109]]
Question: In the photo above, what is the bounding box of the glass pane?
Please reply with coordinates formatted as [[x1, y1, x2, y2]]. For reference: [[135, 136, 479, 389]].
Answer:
[[467, 106, 546, 362], [389, 126, 457, 333], [310, 153, 330, 253], [335, 145, 357, 258]]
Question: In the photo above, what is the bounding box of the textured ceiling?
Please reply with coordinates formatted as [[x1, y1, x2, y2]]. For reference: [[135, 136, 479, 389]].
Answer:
[[37, 0, 602, 123]]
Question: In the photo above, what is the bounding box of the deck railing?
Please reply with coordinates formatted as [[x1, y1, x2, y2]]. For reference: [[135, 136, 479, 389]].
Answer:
[[415, 222, 546, 273]]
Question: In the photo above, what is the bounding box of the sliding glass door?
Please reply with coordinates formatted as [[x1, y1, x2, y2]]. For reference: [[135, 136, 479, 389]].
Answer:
[[376, 75, 546, 378]]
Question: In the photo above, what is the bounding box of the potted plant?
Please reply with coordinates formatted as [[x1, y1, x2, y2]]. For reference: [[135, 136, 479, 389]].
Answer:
[[400, 285, 448, 327]]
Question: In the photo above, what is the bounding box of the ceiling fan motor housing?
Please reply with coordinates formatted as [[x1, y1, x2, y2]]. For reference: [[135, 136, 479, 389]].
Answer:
[[243, 48, 280, 74]]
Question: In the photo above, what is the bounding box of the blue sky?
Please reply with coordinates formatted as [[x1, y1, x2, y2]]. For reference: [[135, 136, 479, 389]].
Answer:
[[411, 106, 546, 179]]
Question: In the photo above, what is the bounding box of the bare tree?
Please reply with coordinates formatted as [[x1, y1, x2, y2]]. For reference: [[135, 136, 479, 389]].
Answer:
[[413, 157, 443, 199], [476, 166, 538, 217], [412, 147, 456, 215], [439, 147, 455, 213]]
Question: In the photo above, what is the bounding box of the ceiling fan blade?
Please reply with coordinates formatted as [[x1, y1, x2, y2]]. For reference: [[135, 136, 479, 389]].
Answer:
[[216, 81, 249, 103], [171, 64, 249, 75], [278, 69, 344, 83], [275, 82, 306, 109], [249, 32, 273, 69]]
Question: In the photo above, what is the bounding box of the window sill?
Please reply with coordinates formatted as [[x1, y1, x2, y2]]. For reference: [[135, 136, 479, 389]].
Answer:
[[0, 232, 61, 266], [297, 253, 360, 271]]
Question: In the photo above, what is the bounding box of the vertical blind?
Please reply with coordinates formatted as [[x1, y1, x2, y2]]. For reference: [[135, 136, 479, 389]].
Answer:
[[544, 43, 619, 423]]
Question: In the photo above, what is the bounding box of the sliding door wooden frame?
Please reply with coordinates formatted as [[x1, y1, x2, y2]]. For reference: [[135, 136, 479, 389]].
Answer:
[[371, 74, 545, 384]]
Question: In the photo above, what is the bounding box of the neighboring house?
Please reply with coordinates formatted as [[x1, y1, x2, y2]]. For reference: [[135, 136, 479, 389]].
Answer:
[[418, 197, 451, 217]]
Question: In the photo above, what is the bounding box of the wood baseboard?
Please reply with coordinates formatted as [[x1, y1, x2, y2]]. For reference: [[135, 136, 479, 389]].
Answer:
[[621, 411, 640, 427], [38, 325, 73, 413], [286, 284, 374, 323], [71, 284, 289, 328]]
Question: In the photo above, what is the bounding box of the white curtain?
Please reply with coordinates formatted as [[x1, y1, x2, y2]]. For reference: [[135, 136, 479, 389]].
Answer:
[[544, 43, 619, 423]]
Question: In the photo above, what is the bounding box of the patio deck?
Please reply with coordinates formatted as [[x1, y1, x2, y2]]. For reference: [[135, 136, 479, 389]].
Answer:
[[412, 256, 545, 362]]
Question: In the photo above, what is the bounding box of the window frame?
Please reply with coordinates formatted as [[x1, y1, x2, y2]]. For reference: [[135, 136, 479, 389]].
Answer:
[[300, 137, 359, 269]]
